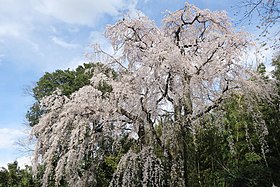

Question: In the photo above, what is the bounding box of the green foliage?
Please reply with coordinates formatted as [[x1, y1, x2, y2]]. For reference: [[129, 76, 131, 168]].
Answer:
[[32, 63, 111, 100], [0, 161, 39, 187], [26, 62, 115, 127], [257, 62, 269, 80], [272, 54, 280, 92], [25, 102, 45, 127], [229, 164, 271, 187], [0, 168, 8, 187], [262, 54, 280, 185], [186, 88, 279, 187], [94, 135, 134, 187], [245, 152, 262, 162]]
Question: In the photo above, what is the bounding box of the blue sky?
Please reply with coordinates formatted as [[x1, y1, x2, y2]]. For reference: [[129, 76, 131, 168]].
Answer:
[[0, 0, 272, 167]]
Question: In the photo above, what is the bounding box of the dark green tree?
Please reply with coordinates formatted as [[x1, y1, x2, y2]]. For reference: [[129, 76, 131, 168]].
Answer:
[[26, 63, 115, 127], [185, 58, 280, 186], [0, 161, 39, 187]]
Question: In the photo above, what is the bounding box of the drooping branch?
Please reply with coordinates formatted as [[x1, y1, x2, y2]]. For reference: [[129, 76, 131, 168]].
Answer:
[[92, 44, 128, 71], [192, 79, 230, 121], [195, 43, 225, 75], [118, 107, 138, 121]]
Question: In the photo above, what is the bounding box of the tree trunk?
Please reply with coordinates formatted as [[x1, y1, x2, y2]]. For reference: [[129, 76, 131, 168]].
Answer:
[[182, 74, 193, 187]]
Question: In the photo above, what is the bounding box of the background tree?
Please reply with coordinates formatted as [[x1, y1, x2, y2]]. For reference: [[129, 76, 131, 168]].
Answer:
[[26, 63, 115, 127], [0, 161, 39, 187], [188, 55, 280, 186], [264, 53, 280, 185]]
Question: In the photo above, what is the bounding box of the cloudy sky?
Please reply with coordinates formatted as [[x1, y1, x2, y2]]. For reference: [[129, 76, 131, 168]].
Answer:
[[0, 0, 271, 168]]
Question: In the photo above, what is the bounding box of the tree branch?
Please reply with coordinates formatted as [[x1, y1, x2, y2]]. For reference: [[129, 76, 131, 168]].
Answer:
[[192, 79, 230, 121], [157, 71, 174, 104]]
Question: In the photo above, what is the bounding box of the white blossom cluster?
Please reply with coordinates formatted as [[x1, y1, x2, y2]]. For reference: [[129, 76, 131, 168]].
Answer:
[[109, 147, 164, 187]]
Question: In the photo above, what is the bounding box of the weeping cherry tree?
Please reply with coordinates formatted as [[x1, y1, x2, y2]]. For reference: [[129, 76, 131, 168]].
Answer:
[[31, 2, 276, 187]]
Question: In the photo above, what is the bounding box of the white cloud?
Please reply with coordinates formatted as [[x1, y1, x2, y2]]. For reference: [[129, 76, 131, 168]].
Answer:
[[52, 36, 80, 49], [85, 31, 114, 63], [126, 0, 142, 18], [50, 26, 57, 34], [0, 128, 25, 149], [17, 155, 32, 168], [242, 44, 275, 78], [0, 0, 140, 71], [0, 23, 22, 38], [36, 0, 131, 26], [0, 54, 4, 65], [0, 159, 10, 169], [0, 155, 32, 169], [65, 57, 85, 70], [0, 127, 32, 168], [0, 0, 28, 16], [0, 0, 38, 38], [89, 31, 113, 53]]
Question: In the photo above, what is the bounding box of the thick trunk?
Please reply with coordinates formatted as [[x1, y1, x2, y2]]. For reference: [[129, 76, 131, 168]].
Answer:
[[182, 124, 189, 187], [172, 73, 193, 187], [182, 74, 193, 187], [183, 74, 193, 115]]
